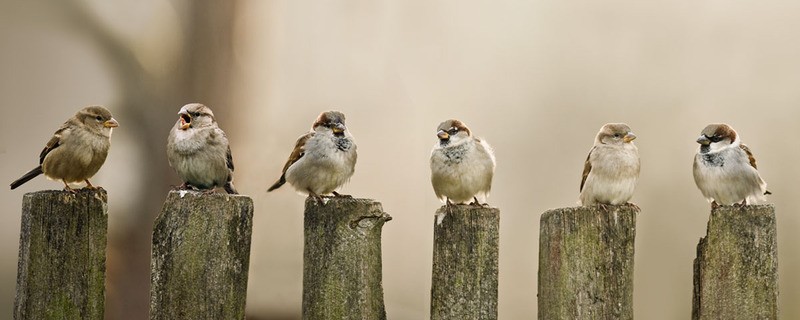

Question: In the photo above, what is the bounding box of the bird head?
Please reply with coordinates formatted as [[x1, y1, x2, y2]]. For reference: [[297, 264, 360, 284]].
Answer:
[[596, 123, 636, 146], [697, 123, 738, 153], [436, 119, 472, 146], [177, 103, 215, 130], [312, 111, 348, 136], [79, 106, 118, 136]]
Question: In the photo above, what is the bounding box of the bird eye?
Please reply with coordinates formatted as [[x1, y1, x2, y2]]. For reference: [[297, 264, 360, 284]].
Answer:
[[614, 133, 621, 138], [448, 128, 458, 135], [95, 115, 103, 121]]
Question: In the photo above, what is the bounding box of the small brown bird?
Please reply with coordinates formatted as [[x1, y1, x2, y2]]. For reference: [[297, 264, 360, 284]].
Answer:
[[693, 123, 770, 208], [166, 103, 237, 194], [268, 111, 357, 202], [579, 123, 640, 206], [10, 106, 119, 191], [430, 119, 496, 205]]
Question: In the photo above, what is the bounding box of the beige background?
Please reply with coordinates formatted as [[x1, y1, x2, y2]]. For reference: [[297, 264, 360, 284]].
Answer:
[[1, 1, 798, 319]]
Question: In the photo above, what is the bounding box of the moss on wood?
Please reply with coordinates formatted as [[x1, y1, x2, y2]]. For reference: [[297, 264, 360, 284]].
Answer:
[[302, 197, 391, 320], [537, 205, 637, 320], [149, 190, 253, 320], [14, 189, 108, 320]]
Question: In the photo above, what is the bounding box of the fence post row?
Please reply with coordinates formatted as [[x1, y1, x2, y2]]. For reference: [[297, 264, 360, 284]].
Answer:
[[13, 189, 781, 320], [692, 204, 778, 320], [149, 190, 254, 320], [537, 205, 638, 320], [302, 197, 392, 320], [15, 190, 108, 320], [430, 205, 500, 320]]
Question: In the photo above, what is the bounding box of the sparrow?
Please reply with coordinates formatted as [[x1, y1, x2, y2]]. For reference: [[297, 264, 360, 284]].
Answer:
[[579, 123, 640, 207], [693, 123, 770, 208], [10, 106, 119, 191], [166, 103, 237, 194], [430, 119, 496, 206], [267, 111, 357, 202]]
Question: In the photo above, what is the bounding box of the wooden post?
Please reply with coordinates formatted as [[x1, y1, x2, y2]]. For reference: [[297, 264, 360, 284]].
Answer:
[[149, 190, 254, 320], [537, 205, 637, 320], [692, 204, 778, 320], [430, 205, 500, 320], [302, 197, 392, 320], [14, 189, 108, 320]]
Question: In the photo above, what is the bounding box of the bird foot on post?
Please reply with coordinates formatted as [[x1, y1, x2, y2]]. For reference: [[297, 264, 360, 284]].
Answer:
[[62, 181, 77, 193], [626, 202, 640, 211], [711, 201, 720, 210], [308, 191, 325, 205]]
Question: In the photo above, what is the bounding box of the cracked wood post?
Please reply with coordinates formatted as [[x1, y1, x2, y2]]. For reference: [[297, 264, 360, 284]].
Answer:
[[537, 205, 637, 320], [302, 197, 392, 320], [149, 191, 254, 320], [430, 205, 500, 320], [14, 189, 108, 320], [692, 204, 778, 320]]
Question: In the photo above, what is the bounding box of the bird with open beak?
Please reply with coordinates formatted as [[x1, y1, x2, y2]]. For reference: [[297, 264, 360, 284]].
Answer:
[[167, 103, 237, 194], [693, 123, 770, 208], [579, 123, 640, 207], [10, 106, 119, 191]]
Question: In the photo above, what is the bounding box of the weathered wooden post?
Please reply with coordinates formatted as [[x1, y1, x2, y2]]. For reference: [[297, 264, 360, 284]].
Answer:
[[430, 205, 500, 320], [302, 197, 392, 320], [537, 205, 637, 320], [14, 189, 108, 320], [149, 190, 254, 320], [692, 204, 778, 320]]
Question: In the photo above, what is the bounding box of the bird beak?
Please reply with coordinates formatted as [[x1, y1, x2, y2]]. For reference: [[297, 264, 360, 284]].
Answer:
[[104, 118, 119, 128], [696, 135, 711, 145], [332, 123, 345, 134], [623, 132, 636, 143], [437, 130, 449, 140], [179, 112, 191, 130]]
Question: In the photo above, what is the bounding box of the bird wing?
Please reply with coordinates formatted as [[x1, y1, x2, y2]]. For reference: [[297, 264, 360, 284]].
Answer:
[[739, 144, 758, 169], [580, 146, 595, 192], [268, 132, 314, 191], [39, 126, 68, 164], [226, 145, 235, 172]]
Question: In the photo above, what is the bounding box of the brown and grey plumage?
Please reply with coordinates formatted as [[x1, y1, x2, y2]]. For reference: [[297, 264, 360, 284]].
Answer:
[[268, 111, 357, 201], [167, 103, 237, 194], [693, 123, 769, 207], [579, 123, 640, 206], [430, 119, 496, 205], [10, 106, 119, 191]]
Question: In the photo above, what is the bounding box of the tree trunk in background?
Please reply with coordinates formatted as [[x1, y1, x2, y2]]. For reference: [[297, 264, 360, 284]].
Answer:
[[538, 205, 637, 320], [56, 2, 239, 319], [692, 205, 778, 320]]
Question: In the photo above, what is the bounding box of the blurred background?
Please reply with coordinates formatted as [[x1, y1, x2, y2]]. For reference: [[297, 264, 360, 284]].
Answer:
[[1, 0, 798, 319]]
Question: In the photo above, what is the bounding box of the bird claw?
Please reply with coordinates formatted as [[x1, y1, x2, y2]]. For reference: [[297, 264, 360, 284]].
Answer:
[[711, 201, 720, 210], [626, 202, 640, 211]]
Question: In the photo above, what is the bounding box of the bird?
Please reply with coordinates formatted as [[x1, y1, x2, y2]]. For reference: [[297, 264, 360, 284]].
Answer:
[[166, 103, 237, 194], [579, 123, 640, 207], [430, 119, 496, 206], [267, 111, 357, 202], [693, 123, 770, 208], [10, 106, 119, 191]]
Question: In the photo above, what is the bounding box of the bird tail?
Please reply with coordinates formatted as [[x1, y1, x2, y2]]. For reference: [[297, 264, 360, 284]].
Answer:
[[224, 182, 238, 195], [267, 175, 286, 192], [10, 166, 43, 190]]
